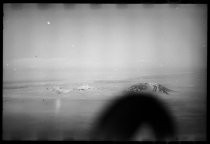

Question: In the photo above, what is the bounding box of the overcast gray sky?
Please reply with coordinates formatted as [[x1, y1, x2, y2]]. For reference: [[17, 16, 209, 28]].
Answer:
[[3, 4, 207, 82]]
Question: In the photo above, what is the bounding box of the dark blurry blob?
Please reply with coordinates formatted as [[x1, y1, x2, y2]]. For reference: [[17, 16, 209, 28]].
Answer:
[[91, 92, 176, 141]]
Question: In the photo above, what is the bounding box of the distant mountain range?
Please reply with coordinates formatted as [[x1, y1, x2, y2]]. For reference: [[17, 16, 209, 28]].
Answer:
[[128, 83, 174, 95]]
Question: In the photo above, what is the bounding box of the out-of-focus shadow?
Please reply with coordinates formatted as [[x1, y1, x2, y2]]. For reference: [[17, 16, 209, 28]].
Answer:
[[90, 92, 176, 141]]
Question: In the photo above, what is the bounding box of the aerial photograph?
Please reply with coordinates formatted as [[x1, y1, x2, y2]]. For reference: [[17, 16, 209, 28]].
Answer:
[[3, 4, 206, 141]]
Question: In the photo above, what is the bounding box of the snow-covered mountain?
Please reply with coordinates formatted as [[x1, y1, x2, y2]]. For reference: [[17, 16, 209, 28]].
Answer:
[[128, 82, 174, 95]]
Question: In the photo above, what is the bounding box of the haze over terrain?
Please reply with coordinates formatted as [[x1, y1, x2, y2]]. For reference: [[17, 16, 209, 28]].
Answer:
[[3, 4, 207, 141], [3, 4, 207, 82]]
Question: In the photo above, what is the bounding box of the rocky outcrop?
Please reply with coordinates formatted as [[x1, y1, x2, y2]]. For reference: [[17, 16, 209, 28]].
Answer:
[[128, 82, 173, 95]]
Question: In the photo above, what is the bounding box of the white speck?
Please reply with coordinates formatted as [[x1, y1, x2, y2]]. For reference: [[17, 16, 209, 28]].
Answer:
[[6, 64, 9, 67], [72, 44, 75, 47], [14, 68, 16, 71], [47, 21, 51, 25]]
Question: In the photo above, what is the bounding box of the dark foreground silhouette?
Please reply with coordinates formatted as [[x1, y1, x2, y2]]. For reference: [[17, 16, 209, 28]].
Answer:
[[90, 92, 176, 141]]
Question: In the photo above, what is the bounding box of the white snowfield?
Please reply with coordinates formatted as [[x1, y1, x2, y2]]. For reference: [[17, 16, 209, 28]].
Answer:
[[76, 84, 95, 91], [46, 84, 95, 95], [47, 86, 72, 94]]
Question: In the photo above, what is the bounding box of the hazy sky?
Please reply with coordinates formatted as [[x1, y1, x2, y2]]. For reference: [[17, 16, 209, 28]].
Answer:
[[3, 4, 207, 82]]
